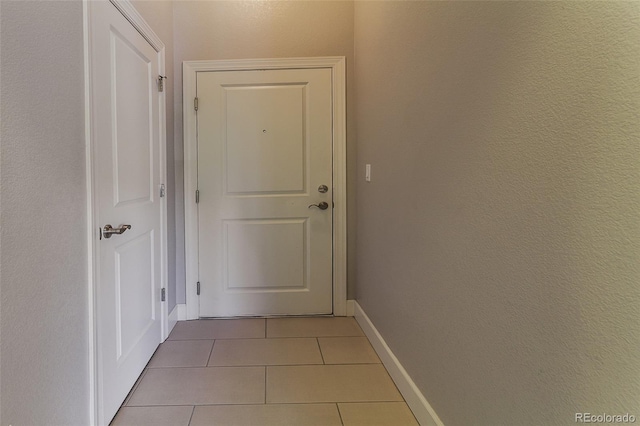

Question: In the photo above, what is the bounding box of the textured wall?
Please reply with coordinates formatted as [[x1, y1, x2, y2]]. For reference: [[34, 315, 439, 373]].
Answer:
[[354, 2, 640, 425], [172, 1, 357, 301], [0, 1, 89, 425], [131, 0, 177, 313]]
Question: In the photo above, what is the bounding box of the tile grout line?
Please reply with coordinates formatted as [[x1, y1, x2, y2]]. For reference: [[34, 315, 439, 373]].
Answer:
[[123, 367, 148, 406], [206, 339, 216, 367], [169, 337, 268, 341], [187, 405, 195, 426], [207, 363, 324, 367], [336, 402, 345, 426], [316, 337, 326, 365], [204, 362, 381, 368], [262, 335, 364, 339], [118, 404, 203, 408], [124, 402, 401, 407], [169, 335, 364, 341]]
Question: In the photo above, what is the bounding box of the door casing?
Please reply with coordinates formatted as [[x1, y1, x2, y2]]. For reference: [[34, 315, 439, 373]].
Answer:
[[84, 0, 169, 424], [183, 57, 347, 320]]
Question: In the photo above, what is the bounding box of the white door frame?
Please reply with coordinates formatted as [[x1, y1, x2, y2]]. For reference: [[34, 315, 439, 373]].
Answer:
[[183, 57, 347, 320], [84, 1, 168, 424]]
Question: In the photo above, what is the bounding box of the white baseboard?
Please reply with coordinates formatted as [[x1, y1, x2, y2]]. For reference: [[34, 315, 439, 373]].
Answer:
[[354, 301, 444, 426], [169, 304, 179, 322], [168, 304, 180, 337], [346, 299, 355, 316], [170, 303, 188, 322], [177, 303, 187, 320]]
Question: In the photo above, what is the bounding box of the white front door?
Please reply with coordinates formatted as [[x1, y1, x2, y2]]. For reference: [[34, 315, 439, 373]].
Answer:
[[197, 68, 333, 317], [89, 1, 163, 423]]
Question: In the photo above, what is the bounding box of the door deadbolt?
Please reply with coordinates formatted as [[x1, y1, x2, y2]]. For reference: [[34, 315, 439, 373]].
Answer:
[[318, 185, 329, 193]]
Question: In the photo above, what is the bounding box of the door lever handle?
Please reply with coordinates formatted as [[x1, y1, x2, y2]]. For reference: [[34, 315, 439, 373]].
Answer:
[[102, 224, 132, 239], [308, 202, 329, 210]]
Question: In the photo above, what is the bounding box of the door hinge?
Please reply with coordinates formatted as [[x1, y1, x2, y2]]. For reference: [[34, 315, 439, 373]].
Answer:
[[195, 189, 200, 204], [194, 97, 199, 111], [158, 75, 167, 92], [159, 184, 166, 198], [196, 281, 201, 295], [161, 288, 166, 302]]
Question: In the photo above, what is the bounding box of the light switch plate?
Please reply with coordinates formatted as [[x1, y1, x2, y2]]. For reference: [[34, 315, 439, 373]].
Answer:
[[365, 164, 371, 182]]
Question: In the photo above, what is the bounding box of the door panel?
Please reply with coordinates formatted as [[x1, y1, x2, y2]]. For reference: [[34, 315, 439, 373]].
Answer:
[[225, 85, 306, 194], [115, 231, 155, 361], [197, 69, 332, 317], [224, 219, 308, 290], [90, 1, 162, 424], [112, 28, 153, 205]]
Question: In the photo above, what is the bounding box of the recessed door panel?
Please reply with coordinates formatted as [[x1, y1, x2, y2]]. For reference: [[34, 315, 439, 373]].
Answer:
[[224, 219, 307, 291], [115, 231, 155, 361], [225, 85, 306, 195], [112, 32, 152, 206]]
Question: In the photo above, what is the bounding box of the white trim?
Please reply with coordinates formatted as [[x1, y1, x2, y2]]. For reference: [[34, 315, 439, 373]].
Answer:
[[331, 57, 348, 316], [346, 300, 355, 317], [183, 57, 346, 72], [108, 0, 164, 52], [354, 302, 445, 426], [85, 1, 167, 423], [182, 61, 199, 320], [177, 304, 188, 321], [183, 57, 348, 319], [169, 304, 179, 322], [169, 303, 188, 323], [156, 46, 171, 341], [82, 1, 98, 424], [157, 48, 169, 342], [168, 304, 179, 335]]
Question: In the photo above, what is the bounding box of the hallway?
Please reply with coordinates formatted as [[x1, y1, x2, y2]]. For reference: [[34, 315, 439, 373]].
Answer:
[[4, 2, 640, 424], [112, 317, 419, 425]]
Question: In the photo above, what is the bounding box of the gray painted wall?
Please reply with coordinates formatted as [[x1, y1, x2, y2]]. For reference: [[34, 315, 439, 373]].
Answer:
[[354, 2, 640, 425], [0, 1, 89, 425], [171, 0, 357, 301]]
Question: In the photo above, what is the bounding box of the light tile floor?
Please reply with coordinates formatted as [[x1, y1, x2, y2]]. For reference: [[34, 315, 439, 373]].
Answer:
[[112, 317, 419, 426]]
